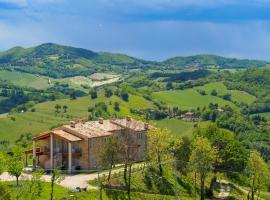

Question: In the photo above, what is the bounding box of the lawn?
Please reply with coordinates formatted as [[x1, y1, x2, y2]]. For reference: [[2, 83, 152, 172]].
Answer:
[[1, 181, 69, 200], [0, 70, 51, 89], [0, 93, 155, 142], [1, 180, 178, 200], [152, 88, 238, 110], [195, 82, 256, 104]]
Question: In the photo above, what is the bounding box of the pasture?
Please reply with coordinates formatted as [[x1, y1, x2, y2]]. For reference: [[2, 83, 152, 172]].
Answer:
[[152, 88, 238, 110], [195, 82, 256, 104], [0, 93, 154, 141], [0, 70, 51, 89]]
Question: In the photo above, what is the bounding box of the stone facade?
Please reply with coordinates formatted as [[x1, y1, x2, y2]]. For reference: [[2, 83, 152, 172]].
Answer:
[[30, 117, 149, 172]]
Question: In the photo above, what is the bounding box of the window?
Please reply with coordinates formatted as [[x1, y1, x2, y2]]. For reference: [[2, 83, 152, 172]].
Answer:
[[137, 132, 143, 140], [102, 137, 109, 143]]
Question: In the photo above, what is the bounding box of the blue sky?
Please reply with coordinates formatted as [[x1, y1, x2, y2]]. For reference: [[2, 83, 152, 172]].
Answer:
[[1, 0, 270, 61]]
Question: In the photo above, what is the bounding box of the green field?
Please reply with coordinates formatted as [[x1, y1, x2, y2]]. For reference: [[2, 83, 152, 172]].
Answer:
[[0, 70, 51, 89], [0, 93, 154, 141], [251, 112, 270, 120], [195, 82, 256, 104], [154, 118, 195, 137], [154, 118, 210, 137], [152, 88, 238, 110]]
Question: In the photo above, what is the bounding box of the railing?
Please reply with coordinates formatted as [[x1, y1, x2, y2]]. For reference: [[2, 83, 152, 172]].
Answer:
[[38, 146, 82, 157]]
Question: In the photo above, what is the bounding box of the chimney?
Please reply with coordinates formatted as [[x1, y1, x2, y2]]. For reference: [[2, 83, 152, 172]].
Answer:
[[126, 116, 131, 121], [144, 123, 149, 130], [70, 121, 76, 128], [99, 118, 104, 124]]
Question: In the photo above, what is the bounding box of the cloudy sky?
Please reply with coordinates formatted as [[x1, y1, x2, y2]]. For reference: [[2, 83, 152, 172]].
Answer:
[[0, 0, 270, 61]]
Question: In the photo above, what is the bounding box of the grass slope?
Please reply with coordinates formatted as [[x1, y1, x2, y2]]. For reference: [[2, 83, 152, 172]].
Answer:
[[195, 82, 256, 104], [154, 118, 210, 137], [0, 93, 154, 141], [152, 88, 238, 110], [0, 70, 51, 89]]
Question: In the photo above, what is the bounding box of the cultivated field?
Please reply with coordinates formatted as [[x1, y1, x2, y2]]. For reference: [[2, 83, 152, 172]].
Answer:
[[0, 70, 51, 89]]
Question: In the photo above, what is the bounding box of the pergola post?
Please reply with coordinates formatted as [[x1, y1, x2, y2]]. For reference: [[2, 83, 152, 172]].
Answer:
[[68, 142, 72, 173], [50, 134, 54, 170], [24, 153, 28, 167], [33, 141, 36, 169]]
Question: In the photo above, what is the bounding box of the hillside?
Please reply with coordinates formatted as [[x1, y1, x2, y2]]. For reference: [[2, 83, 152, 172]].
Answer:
[[0, 43, 143, 78], [162, 54, 269, 69], [0, 44, 268, 79]]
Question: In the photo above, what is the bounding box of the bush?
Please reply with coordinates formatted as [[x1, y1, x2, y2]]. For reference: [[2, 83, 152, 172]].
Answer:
[[211, 89, 217, 96]]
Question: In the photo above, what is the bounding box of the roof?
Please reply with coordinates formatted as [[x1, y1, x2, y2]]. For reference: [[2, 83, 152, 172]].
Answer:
[[52, 130, 82, 142], [34, 118, 148, 141], [33, 130, 82, 142], [111, 118, 147, 131]]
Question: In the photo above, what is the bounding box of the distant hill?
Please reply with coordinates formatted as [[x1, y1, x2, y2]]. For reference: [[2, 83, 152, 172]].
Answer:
[[0, 43, 268, 78], [162, 54, 269, 69], [0, 43, 144, 78]]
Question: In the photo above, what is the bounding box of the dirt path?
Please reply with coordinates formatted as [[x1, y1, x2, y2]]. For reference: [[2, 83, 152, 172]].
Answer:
[[0, 164, 143, 190]]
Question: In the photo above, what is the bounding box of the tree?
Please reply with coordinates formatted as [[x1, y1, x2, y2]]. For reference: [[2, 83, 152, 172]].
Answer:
[[105, 88, 113, 98], [63, 105, 68, 113], [222, 93, 231, 101], [54, 104, 61, 113], [7, 146, 24, 186], [28, 170, 44, 200], [174, 136, 192, 175], [50, 170, 64, 200], [90, 90, 98, 99], [100, 136, 120, 184], [147, 128, 173, 176], [69, 91, 77, 100], [118, 123, 141, 199], [166, 82, 173, 90], [114, 102, 120, 112], [120, 91, 129, 102], [211, 89, 217, 96], [189, 137, 218, 200], [247, 151, 270, 200]]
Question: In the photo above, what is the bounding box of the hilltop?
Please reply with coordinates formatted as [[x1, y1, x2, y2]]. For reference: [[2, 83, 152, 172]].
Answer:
[[0, 43, 269, 78]]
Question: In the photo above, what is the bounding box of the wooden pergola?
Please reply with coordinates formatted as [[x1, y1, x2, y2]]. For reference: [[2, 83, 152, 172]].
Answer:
[[29, 130, 82, 172]]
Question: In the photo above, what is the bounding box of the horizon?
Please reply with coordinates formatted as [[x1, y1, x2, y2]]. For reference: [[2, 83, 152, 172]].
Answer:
[[1, 1, 270, 61], [1, 42, 270, 62]]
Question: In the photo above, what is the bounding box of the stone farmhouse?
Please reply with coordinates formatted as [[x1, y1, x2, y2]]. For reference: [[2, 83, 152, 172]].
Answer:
[[25, 117, 149, 172]]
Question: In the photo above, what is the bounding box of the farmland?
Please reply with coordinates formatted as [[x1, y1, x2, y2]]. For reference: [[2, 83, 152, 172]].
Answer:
[[152, 88, 238, 110]]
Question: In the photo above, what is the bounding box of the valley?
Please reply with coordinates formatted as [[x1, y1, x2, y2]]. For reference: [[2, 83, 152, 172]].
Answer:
[[0, 43, 269, 200]]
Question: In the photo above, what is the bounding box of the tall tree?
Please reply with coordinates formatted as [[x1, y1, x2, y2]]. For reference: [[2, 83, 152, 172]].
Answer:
[[100, 136, 120, 184], [189, 137, 218, 200], [50, 170, 64, 200], [147, 128, 173, 176], [247, 151, 269, 200], [7, 146, 24, 186]]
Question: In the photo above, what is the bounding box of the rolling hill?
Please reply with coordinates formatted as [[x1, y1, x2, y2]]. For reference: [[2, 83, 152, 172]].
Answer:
[[162, 54, 269, 69], [0, 43, 268, 79]]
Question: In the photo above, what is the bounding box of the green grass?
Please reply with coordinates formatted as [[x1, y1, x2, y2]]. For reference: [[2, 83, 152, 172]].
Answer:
[[1, 181, 69, 200], [0, 70, 51, 89], [152, 88, 238, 110], [0, 93, 155, 141], [251, 112, 270, 120], [195, 82, 256, 104], [154, 118, 210, 137], [154, 118, 195, 137], [1, 181, 183, 200]]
